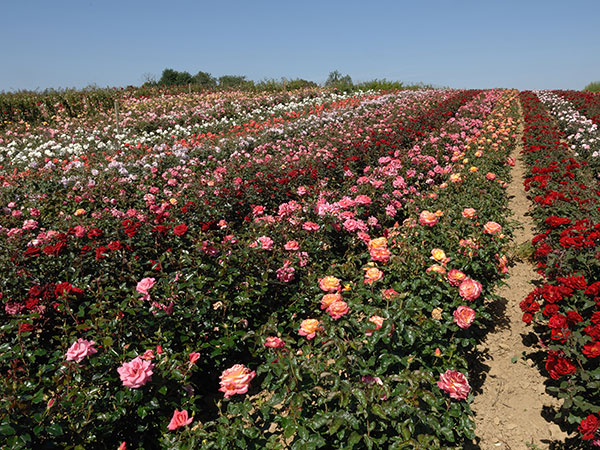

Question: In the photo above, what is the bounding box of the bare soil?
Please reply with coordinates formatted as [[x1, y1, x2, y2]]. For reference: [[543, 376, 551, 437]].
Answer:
[[468, 112, 571, 449]]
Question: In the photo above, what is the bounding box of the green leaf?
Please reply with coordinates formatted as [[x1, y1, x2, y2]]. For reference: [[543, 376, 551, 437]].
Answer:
[[0, 424, 16, 435], [46, 423, 63, 436]]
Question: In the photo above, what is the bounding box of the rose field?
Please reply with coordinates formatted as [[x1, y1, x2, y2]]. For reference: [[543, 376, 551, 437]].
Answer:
[[1, 86, 600, 449]]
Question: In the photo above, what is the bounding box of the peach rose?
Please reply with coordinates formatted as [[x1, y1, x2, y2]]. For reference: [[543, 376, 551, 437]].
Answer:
[[369, 246, 391, 263], [364, 267, 383, 285], [319, 276, 341, 292], [368, 237, 387, 250], [320, 293, 342, 310], [427, 264, 446, 275], [366, 315, 385, 336], [298, 319, 322, 340], [453, 306, 476, 329], [326, 300, 349, 320], [462, 208, 476, 219], [447, 269, 467, 286], [483, 221, 502, 234], [449, 173, 462, 183], [431, 248, 449, 264], [459, 278, 482, 301], [219, 364, 256, 398], [419, 210, 438, 226]]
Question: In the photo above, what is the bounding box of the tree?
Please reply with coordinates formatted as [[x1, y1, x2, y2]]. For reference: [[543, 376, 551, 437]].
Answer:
[[218, 75, 251, 89], [192, 71, 216, 88], [325, 70, 353, 90]]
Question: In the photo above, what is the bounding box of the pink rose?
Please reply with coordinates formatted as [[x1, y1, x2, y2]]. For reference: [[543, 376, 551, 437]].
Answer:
[[284, 240, 299, 251], [167, 409, 193, 430], [256, 236, 274, 250], [437, 369, 470, 400], [453, 306, 476, 329], [136, 277, 155, 299], [65, 338, 98, 362], [117, 356, 154, 389], [459, 278, 482, 301], [189, 352, 201, 364], [219, 364, 256, 398]]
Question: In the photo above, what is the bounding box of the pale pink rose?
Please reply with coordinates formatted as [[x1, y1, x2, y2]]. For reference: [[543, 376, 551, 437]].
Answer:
[[462, 208, 476, 219], [284, 240, 300, 251], [136, 277, 156, 298], [298, 319, 322, 340], [447, 269, 467, 286], [257, 236, 274, 250], [117, 356, 154, 389], [419, 210, 438, 226], [366, 315, 385, 336], [437, 369, 470, 400], [326, 300, 349, 320], [22, 219, 38, 230], [453, 306, 476, 329], [483, 221, 502, 234], [264, 336, 285, 348], [65, 338, 98, 362], [459, 278, 482, 301], [219, 364, 256, 398], [167, 409, 193, 430]]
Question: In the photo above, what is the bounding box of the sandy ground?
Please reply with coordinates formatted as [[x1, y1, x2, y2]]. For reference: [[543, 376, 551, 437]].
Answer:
[[468, 111, 571, 449]]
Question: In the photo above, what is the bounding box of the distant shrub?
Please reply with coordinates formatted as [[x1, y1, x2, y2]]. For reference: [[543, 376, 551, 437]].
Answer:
[[584, 81, 600, 92], [218, 75, 253, 89], [325, 70, 354, 91]]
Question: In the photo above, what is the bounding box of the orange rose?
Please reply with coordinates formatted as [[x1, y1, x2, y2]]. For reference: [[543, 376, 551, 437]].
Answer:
[[419, 210, 438, 227]]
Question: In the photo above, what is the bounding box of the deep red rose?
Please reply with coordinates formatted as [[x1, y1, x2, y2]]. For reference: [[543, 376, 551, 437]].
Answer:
[[545, 351, 577, 380], [545, 216, 571, 228], [108, 241, 123, 251], [55, 282, 73, 297], [23, 246, 41, 258], [80, 245, 91, 254], [87, 228, 103, 239], [586, 282, 600, 296], [585, 325, 600, 340], [591, 311, 600, 325], [579, 414, 599, 440], [152, 224, 170, 235], [548, 314, 568, 329], [19, 323, 34, 333], [543, 304, 560, 316], [566, 311, 583, 325], [95, 246, 108, 260], [173, 224, 188, 236], [556, 275, 587, 290], [522, 312, 534, 324]]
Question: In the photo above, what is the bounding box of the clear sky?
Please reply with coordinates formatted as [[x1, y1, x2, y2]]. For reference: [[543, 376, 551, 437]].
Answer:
[[2, 0, 599, 91]]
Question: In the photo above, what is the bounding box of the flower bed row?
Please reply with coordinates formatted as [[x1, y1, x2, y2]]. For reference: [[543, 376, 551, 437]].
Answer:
[[0, 89, 478, 448], [0, 88, 521, 449], [555, 90, 600, 126], [519, 91, 600, 445], [535, 90, 600, 176]]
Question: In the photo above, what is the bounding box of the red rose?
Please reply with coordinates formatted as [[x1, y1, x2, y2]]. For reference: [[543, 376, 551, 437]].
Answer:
[[579, 414, 599, 440], [583, 341, 600, 358], [173, 224, 188, 236]]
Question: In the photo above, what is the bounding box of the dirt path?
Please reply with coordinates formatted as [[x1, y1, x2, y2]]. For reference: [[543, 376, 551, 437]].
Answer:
[[468, 109, 570, 449]]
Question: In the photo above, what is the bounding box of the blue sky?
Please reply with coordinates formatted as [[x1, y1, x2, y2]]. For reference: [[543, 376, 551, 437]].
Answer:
[[2, 0, 599, 91]]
